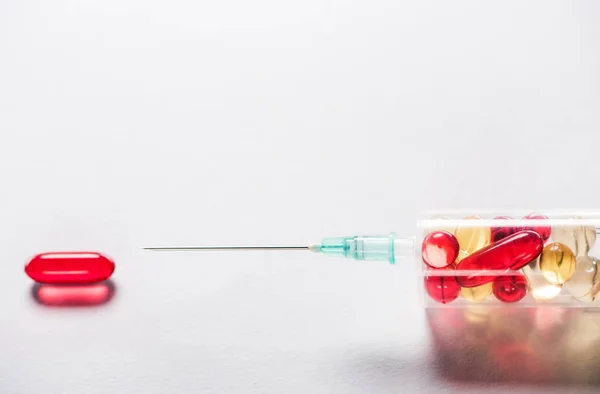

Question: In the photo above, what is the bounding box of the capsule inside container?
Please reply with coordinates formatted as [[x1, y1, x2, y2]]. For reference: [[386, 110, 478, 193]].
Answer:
[[417, 212, 600, 307]]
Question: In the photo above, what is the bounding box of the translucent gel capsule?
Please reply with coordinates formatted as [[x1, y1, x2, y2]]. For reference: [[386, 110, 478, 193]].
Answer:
[[460, 282, 493, 302], [523, 213, 551, 243], [551, 217, 596, 257], [539, 243, 576, 285], [522, 257, 562, 300], [455, 215, 491, 260], [493, 275, 528, 303], [25, 252, 115, 284], [422, 215, 456, 235], [424, 270, 461, 304], [455, 230, 543, 288], [421, 231, 459, 269], [591, 279, 600, 301], [563, 256, 599, 301]]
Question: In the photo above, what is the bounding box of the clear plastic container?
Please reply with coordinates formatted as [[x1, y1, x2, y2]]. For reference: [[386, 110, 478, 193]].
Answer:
[[417, 211, 600, 308]]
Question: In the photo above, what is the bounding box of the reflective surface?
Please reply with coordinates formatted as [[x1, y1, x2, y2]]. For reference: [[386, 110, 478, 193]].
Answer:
[[31, 280, 116, 307], [427, 306, 600, 387], [2, 0, 600, 392]]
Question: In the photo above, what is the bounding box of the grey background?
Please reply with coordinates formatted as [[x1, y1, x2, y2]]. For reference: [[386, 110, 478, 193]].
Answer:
[[1, 1, 600, 393]]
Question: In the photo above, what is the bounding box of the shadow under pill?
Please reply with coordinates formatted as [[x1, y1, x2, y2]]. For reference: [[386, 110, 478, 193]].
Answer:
[[30, 279, 117, 307]]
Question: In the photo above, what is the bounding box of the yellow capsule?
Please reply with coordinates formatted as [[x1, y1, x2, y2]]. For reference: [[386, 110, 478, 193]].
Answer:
[[460, 283, 493, 302], [540, 243, 577, 285], [551, 216, 596, 257], [522, 257, 562, 300], [563, 256, 598, 300], [455, 215, 491, 260]]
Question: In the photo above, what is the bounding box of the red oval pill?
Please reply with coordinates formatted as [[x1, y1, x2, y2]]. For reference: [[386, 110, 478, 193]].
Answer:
[[455, 230, 543, 288], [424, 269, 461, 304], [493, 275, 528, 303], [25, 252, 115, 284]]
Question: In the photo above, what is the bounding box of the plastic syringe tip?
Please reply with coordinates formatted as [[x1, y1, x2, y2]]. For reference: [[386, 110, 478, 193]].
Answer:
[[310, 233, 415, 264]]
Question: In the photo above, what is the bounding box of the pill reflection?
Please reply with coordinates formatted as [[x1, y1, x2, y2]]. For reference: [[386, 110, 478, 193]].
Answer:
[[31, 280, 116, 307], [427, 306, 600, 386]]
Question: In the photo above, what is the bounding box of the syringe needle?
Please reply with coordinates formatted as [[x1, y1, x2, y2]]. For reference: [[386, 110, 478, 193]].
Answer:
[[143, 246, 311, 251]]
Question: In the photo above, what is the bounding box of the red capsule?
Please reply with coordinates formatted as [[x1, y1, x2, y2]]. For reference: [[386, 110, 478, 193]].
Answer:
[[25, 252, 115, 284], [422, 231, 459, 269], [455, 230, 543, 288], [424, 269, 461, 304], [493, 275, 528, 303]]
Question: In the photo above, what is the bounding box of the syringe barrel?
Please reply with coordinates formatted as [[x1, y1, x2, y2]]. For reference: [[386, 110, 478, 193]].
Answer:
[[417, 211, 600, 308]]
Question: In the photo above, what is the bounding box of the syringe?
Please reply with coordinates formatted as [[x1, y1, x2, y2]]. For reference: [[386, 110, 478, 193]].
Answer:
[[143, 233, 413, 264], [143, 211, 600, 308]]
